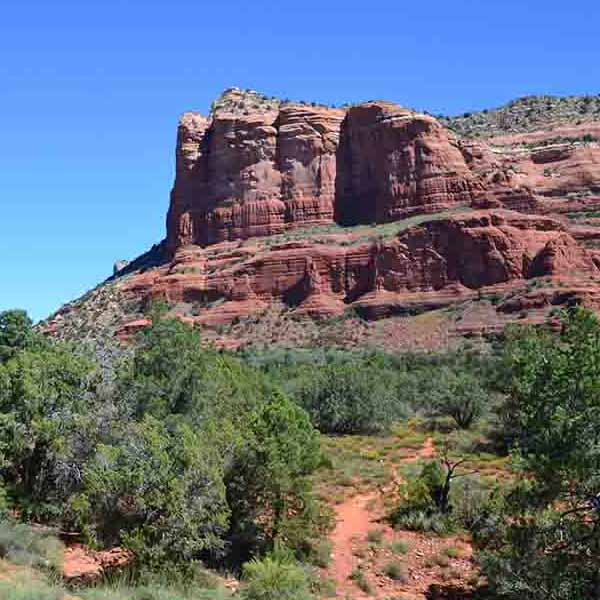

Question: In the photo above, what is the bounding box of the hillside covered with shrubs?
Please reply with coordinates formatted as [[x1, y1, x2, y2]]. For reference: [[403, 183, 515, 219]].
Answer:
[[1, 307, 600, 598]]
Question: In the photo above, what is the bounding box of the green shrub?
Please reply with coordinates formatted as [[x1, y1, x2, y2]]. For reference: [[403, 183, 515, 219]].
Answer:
[[290, 362, 404, 434], [241, 548, 314, 600], [76, 415, 230, 568], [383, 560, 407, 581], [427, 368, 487, 429], [479, 308, 600, 599], [392, 510, 449, 534], [313, 576, 336, 598], [442, 546, 460, 558], [349, 566, 372, 593], [0, 341, 97, 520], [366, 529, 384, 544], [450, 475, 496, 531], [433, 554, 450, 567], [0, 316, 323, 571], [0, 309, 35, 362], [306, 539, 331, 568], [244, 347, 501, 435], [390, 462, 448, 533], [390, 539, 409, 554], [0, 482, 9, 517]]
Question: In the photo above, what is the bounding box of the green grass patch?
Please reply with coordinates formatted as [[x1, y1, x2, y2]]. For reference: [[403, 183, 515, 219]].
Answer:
[[383, 560, 408, 582], [366, 529, 384, 544], [390, 539, 410, 555]]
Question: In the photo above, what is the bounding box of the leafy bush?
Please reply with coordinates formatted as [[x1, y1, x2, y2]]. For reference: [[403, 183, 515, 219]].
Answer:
[[0, 309, 35, 362], [366, 529, 384, 544], [74, 415, 230, 567], [304, 538, 331, 568], [349, 566, 372, 594], [0, 316, 324, 571], [392, 509, 449, 535], [477, 308, 600, 599], [383, 560, 407, 581], [442, 546, 460, 558], [390, 455, 492, 535], [289, 361, 403, 434], [427, 369, 487, 429], [390, 461, 444, 527], [0, 342, 97, 519], [241, 546, 314, 600], [450, 475, 497, 531], [245, 346, 501, 434], [390, 539, 409, 554], [431, 553, 450, 568]]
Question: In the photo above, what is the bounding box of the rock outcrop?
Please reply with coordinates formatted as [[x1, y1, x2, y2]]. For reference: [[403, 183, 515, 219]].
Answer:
[[335, 102, 482, 224], [63, 545, 132, 584], [42, 90, 600, 351], [166, 90, 538, 254], [476, 122, 600, 199], [459, 140, 539, 212], [124, 209, 598, 327], [167, 91, 345, 251]]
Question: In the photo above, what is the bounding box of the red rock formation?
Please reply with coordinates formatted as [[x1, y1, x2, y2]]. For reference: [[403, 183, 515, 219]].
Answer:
[[166, 93, 345, 252], [63, 545, 132, 583], [42, 94, 600, 349], [115, 318, 151, 340], [166, 112, 210, 249], [125, 209, 597, 326], [482, 122, 600, 199], [166, 91, 558, 255], [335, 102, 482, 225], [278, 104, 344, 223], [459, 140, 539, 212], [398, 211, 595, 287], [527, 233, 595, 277]]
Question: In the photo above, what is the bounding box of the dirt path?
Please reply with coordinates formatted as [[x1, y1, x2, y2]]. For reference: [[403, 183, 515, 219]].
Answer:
[[329, 438, 436, 597], [412, 436, 435, 461], [330, 492, 379, 596]]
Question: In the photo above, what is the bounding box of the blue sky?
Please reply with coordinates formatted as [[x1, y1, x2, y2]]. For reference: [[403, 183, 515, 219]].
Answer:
[[1, 0, 599, 321]]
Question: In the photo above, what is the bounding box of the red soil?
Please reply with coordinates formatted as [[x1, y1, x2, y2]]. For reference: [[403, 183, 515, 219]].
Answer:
[[328, 438, 476, 599]]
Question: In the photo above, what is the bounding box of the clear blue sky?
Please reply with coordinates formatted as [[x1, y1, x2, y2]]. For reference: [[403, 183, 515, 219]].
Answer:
[[2, 0, 598, 321]]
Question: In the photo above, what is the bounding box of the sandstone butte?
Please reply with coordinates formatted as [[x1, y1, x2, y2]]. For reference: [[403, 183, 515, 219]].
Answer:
[[43, 89, 600, 350]]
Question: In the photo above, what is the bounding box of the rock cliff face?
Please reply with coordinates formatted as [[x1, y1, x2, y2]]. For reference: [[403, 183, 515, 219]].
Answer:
[[485, 123, 600, 199], [166, 90, 520, 254], [167, 91, 345, 251], [335, 102, 482, 224], [124, 209, 598, 327]]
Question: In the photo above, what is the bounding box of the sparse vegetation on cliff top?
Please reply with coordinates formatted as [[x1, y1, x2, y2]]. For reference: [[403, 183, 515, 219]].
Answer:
[[440, 94, 600, 138]]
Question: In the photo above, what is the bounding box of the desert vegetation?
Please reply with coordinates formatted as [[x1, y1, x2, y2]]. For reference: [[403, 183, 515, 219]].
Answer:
[[441, 94, 600, 138], [1, 306, 600, 598]]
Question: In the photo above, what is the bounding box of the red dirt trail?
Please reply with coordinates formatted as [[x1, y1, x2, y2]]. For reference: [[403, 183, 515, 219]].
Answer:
[[330, 492, 378, 594], [329, 437, 436, 598]]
